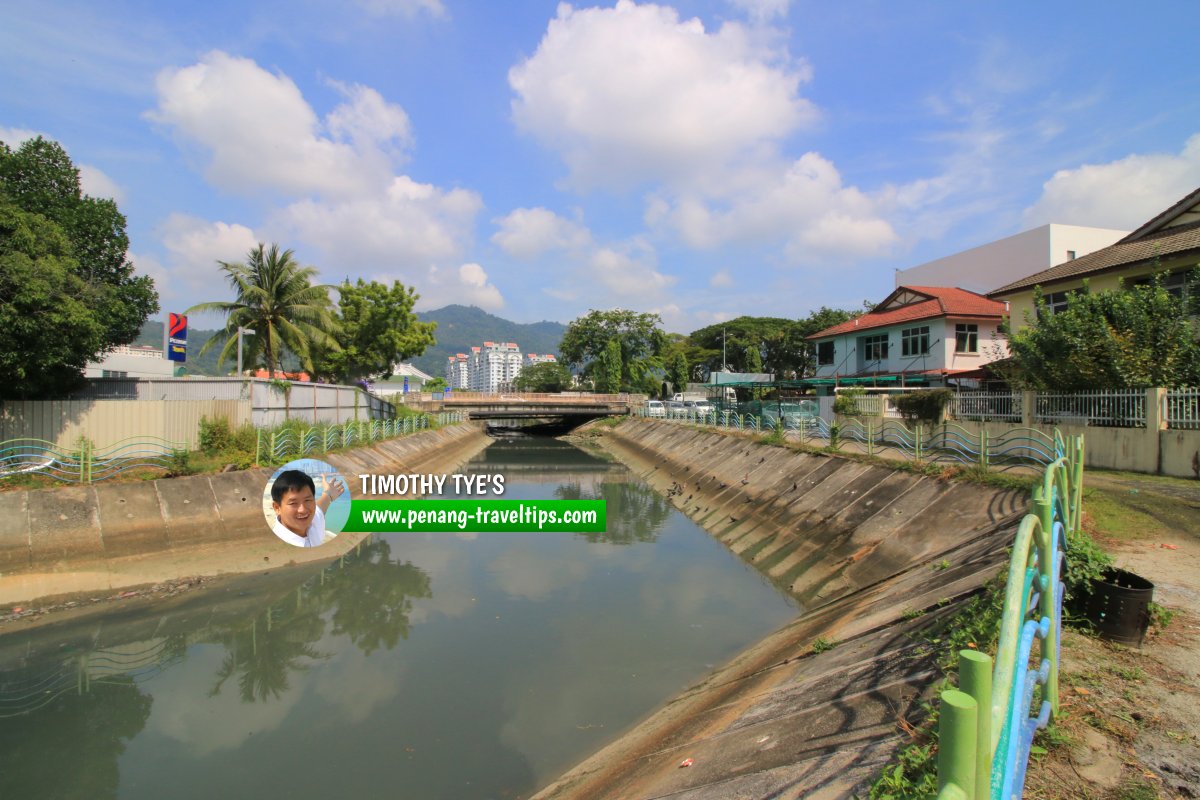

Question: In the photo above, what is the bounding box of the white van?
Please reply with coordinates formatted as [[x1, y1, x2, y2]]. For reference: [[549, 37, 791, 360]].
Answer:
[[645, 400, 666, 418]]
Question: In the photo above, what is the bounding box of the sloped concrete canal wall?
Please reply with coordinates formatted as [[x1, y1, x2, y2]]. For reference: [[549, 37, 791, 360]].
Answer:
[[0, 423, 490, 604], [534, 418, 1028, 800]]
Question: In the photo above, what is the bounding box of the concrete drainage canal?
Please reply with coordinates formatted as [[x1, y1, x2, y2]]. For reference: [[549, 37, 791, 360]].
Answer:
[[0, 420, 1028, 799]]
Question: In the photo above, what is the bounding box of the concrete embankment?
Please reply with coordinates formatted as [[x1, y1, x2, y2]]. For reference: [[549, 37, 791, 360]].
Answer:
[[534, 419, 1028, 800], [0, 422, 491, 605]]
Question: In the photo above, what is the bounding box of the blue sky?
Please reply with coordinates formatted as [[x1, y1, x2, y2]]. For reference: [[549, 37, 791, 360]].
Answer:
[[3, 0, 1199, 333]]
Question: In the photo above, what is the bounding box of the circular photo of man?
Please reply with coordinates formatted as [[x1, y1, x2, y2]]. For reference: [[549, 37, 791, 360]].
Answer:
[[262, 458, 351, 547]]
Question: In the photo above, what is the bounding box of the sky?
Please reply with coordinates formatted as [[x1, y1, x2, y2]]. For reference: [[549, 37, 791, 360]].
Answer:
[[3, 0, 1199, 334]]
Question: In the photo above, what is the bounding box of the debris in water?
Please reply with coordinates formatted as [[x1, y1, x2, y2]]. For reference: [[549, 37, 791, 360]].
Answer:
[[679, 758, 694, 768]]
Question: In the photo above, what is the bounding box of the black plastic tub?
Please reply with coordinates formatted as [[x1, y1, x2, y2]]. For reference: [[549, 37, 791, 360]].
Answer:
[[1075, 568, 1155, 646]]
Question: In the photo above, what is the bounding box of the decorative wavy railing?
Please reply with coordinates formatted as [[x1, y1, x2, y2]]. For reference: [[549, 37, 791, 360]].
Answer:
[[0, 413, 467, 483], [936, 431, 1083, 799], [636, 408, 1057, 469], [0, 436, 189, 483], [255, 412, 464, 465]]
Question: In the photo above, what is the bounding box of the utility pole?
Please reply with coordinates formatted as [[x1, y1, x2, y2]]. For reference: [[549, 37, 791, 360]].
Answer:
[[237, 327, 255, 376]]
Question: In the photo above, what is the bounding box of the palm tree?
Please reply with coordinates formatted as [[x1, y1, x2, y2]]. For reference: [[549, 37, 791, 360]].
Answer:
[[187, 243, 338, 377]]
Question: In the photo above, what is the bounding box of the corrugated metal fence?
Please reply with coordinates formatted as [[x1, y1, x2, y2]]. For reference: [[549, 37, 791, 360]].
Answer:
[[0, 379, 394, 449]]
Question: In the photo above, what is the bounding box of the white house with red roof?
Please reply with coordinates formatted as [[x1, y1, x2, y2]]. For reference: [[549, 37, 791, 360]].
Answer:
[[805, 286, 1009, 390]]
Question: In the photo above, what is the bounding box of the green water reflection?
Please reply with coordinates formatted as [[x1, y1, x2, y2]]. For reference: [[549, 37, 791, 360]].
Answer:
[[0, 437, 797, 800]]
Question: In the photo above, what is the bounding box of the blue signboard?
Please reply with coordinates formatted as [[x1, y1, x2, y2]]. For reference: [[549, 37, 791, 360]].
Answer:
[[167, 313, 187, 362]]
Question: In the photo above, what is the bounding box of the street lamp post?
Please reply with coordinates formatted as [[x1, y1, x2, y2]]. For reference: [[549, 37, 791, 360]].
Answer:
[[237, 327, 255, 376]]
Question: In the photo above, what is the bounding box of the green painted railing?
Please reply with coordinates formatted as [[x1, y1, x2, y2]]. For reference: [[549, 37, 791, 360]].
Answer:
[[936, 432, 1083, 799], [635, 407, 1058, 469], [0, 413, 467, 483], [254, 412, 466, 465]]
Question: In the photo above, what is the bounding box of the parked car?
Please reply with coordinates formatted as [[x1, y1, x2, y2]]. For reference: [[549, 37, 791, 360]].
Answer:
[[683, 400, 713, 415], [666, 401, 687, 417], [646, 400, 666, 418]]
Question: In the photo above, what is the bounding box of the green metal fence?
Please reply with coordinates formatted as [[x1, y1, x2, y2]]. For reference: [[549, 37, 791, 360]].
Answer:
[[635, 407, 1058, 469], [936, 432, 1083, 799], [0, 412, 467, 484]]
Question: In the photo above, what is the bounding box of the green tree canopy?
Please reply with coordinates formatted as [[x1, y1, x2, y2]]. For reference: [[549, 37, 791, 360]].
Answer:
[[0, 136, 159, 398], [512, 361, 573, 392], [311, 279, 437, 383], [559, 309, 666, 390], [187, 243, 338, 378], [686, 307, 862, 380], [1004, 273, 1200, 390]]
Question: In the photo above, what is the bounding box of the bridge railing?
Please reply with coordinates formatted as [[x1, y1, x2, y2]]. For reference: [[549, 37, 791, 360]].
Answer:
[[436, 392, 643, 405]]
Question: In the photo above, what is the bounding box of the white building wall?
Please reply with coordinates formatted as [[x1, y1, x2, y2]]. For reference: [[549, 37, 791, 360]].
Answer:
[[811, 319, 1008, 380], [894, 224, 1127, 294], [84, 349, 176, 379]]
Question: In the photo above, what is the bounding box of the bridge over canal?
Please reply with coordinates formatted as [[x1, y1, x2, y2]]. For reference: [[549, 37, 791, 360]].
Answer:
[[398, 392, 639, 428]]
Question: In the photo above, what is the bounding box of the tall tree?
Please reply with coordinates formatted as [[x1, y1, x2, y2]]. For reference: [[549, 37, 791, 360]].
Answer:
[[1004, 274, 1200, 390], [512, 361, 573, 392], [559, 309, 666, 388], [666, 350, 690, 393], [0, 136, 159, 398], [311, 279, 437, 383], [187, 244, 338, 378]]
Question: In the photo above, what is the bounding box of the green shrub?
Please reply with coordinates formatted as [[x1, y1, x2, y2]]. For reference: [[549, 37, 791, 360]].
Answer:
[[1063, 526, 1114, 604], [232, 423, 258, 453], [167, 449, 194, 477], [832, 387, 865, 416], [892, 389, 953, 424], [198, 416, 233, 455]]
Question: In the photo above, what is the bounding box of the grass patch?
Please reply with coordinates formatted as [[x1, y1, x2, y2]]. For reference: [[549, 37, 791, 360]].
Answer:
[[1082, 489, 1161, 540]]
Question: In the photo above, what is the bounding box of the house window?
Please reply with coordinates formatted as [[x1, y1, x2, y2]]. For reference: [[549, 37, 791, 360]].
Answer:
[[1066, 250, 1077, 260], [901, 326, 930, 356], [955, 324, 978, 353], [101, 370, 129, 378], [1132, 271, 1191, 302], [816, 341, 834, 366], [862, 334, 888, 362], [1047, 292, 1070, 315]]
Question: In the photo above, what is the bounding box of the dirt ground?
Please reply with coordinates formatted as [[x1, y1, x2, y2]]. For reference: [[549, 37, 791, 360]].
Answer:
[[1025, 470, 1200, 800]]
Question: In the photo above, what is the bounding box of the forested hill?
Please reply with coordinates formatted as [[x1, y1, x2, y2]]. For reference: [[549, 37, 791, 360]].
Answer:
[[134, 305, 566, 378], [412, 305, 566, 378]]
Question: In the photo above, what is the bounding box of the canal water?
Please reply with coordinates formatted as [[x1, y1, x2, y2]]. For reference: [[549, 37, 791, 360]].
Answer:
[[0, 438, 798, 799]]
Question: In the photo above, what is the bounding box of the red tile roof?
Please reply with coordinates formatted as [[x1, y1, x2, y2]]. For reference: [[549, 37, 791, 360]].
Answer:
[[807, 286, 1007, 339]]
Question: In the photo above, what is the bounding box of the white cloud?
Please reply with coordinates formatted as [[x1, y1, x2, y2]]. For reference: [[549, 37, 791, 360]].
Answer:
[[141, 214, 260, 316], [270, 176, 481, 274], [78, 164, 125, 202], [149, 52, 484, 298], [0, 126, 39, 146], [1024, 133, 1200, 229], [418, 262, 505, 311], [508, 0, 815, 190], [357, 0, 446, 17], [728, 0, 791, 22], [149, 51, 409, 199], [709, 270, 734, 288], [589, 244, 676, 300], [655, 152, 899, 262], [491, 207, 592, 259]]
